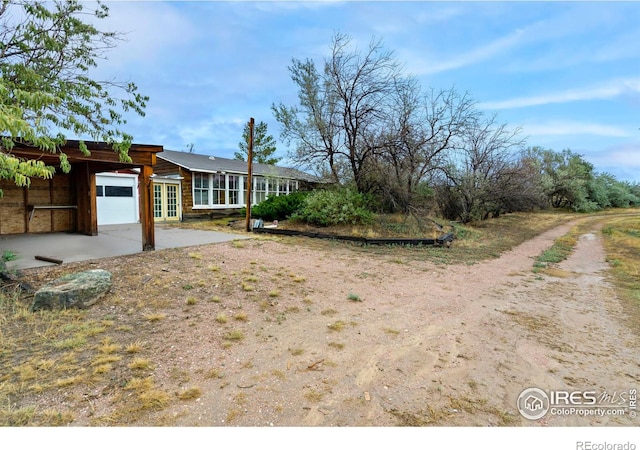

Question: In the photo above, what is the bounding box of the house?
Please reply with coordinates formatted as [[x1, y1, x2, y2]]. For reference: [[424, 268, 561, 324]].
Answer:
[[0, 139, 163, 250], [153, 149, 318, 221]]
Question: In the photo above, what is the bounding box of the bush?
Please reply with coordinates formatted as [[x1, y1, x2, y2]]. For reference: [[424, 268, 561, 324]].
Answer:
[[291, 188, 374, 226], [241, 191, 308, 222]]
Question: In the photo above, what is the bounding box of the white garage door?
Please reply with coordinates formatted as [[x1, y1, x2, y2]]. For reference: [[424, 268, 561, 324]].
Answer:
[[96, 173, 139, 225]]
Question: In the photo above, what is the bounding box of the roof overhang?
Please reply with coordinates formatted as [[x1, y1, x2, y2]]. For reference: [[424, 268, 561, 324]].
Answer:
[[6, 139, 164, 172]]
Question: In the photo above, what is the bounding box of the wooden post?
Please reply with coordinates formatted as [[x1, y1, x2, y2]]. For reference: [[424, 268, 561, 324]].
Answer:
[[245, 117, 254, 232], [140, 164, 155, 251], [75, 163, 98, 236]]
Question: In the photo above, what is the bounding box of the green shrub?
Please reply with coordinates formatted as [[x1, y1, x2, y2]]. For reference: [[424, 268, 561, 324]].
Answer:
[[241, 191, 308, 222], [291, 188, 374, 227]]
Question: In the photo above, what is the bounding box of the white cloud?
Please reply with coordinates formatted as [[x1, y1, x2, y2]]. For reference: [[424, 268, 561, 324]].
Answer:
[[479, 78, 640, 110], [93, 2, 198, 69], [523, 120, 633, 139], [403, 28, 526, 76]]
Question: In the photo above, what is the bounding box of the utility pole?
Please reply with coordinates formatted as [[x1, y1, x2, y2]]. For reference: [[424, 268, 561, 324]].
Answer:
[[245, 117, 254, 232]]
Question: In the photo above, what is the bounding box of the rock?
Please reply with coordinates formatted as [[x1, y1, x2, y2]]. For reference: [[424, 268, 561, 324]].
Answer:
[[31, 269, 112, 311]]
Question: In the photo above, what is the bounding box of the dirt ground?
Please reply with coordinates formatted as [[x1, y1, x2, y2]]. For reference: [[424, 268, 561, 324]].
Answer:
[[22, 218, 640, 426]]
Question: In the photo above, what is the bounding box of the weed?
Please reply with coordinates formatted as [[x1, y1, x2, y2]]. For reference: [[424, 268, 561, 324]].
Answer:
[[304, 389, 324, 402], [269, 290, 280, 298], [383, 327, 400, 336], [234, 312, 248, 322], [128, 358, 154, 371], [177, 387, 202, 400], [215, 313, 228, 324], [203, 368, 224, 379], [347, 293, 362, 302], [211, 296, 222, 303], [289, 347, 304, 356], [224, 330, 244, 341], [125, 341, 145, 353], [231, 240, 246, 249], [185, 297, 197, 305], [182, 284, 194, 291], [144, 313, 166, 322], [328, 342, 345, 350], [327, 321, 346, 332], [321, 308, 338, 316], [138, 390, 171, 410]]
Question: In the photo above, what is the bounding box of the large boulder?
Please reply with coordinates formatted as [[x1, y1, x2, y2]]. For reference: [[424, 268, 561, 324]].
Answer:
[[31, 269, 112, 311]]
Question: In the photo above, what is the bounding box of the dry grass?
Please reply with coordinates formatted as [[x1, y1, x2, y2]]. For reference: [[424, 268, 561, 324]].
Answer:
[[1, 209, 634, 426], [600, 213, 640, 335]]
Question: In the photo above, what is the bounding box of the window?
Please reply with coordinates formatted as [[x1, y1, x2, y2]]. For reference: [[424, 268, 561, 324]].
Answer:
[[154, 184, 162, 218], [193, 173, 209, 206], [278, 179, 288, 195], [105, 186, 133, 197], [228, 175, 240, 205], [254, 177, 267, 204], [192, 172, 298, 208], [212, 173, 225, 205], [96, 186, 104, 197]]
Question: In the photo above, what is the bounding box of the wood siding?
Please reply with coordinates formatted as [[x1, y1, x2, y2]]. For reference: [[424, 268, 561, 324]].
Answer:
[[0, 174, 76, 235]]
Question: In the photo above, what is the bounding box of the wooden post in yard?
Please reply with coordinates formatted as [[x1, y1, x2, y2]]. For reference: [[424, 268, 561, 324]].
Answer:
[[245, 117, 254, 232]]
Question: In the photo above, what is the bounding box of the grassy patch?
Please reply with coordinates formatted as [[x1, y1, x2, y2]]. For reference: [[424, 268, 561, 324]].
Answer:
[[600, 213, 640, 335]]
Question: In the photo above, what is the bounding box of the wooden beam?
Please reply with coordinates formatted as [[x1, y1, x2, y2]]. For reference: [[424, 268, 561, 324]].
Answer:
[[139, 164, 155, 251], [75, 163, 98, 236]]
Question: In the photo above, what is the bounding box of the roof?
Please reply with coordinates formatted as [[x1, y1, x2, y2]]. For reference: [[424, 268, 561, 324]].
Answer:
[[157, 149, 318, 182]]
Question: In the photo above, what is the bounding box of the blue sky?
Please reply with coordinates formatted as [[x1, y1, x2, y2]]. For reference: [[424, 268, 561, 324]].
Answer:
[[93, 1, 640, 182]]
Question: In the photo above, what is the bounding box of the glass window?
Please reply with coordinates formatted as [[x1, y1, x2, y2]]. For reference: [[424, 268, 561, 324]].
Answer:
[[153, 184, 162, 218], [254, 176, 267, 204], [193, 173, 209, 206], [212, 173, 225, 205], [105, 186, 133, 197], [228, 175, 240, 205]]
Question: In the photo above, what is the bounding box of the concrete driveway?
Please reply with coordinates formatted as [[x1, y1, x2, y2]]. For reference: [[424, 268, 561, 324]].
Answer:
[[0, 223, 251, 270]]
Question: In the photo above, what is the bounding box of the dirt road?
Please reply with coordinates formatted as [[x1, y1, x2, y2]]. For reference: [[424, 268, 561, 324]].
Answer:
[[130, 218, 639, 426], [26, 218, 639, 426]]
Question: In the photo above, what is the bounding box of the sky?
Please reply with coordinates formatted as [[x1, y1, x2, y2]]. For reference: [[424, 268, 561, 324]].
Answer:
[[89, 0, 640, 182]]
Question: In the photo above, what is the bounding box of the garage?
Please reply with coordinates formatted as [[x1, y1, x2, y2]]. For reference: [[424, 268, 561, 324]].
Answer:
[[96, 173, 139, 225]]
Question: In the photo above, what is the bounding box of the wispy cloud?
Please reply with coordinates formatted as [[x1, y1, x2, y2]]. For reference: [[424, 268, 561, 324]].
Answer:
[[405, 28, 526, 76], [479, 78, 640, 110], [523, 120, 634, 139]]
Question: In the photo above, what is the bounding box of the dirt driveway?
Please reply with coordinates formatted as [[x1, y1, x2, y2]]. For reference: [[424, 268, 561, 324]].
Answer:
[[23, 218, 640, 426]]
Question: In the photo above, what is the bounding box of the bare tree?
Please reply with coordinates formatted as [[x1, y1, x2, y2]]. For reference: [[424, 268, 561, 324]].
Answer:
[[374, 83, 479, 212], [273, 32, 403, 191], [436, 114, 541, 222]]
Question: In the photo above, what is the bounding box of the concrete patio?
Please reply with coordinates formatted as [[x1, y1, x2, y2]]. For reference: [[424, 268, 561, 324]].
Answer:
[[0, 223, 251, 270]]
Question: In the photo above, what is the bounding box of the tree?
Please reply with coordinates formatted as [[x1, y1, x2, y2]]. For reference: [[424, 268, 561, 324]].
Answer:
[[436, 114, 542, 222], [0, 0, 148, 190], [235, 120, 280, 165], [372, 83, 478, 213], [527, 147, 597, 211], [273, 32, 404, 192]]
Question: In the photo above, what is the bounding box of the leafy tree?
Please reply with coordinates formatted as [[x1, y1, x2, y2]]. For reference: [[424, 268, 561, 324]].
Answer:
[[528, 147, 597, 212], [0, 0, 148, 190], [235, 120, 280, 165]]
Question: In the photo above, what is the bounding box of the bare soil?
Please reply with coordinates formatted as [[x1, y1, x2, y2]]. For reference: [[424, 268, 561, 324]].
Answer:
[[23, 219, 640, 426]]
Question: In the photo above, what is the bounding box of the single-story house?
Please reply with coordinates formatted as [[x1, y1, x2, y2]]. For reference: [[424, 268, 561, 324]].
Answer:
[[153, 149, 319, 220], [0, 139, 163, 250]]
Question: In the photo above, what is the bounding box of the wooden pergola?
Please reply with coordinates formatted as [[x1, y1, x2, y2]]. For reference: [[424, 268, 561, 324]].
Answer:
[[7, 140, 163, 251]]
